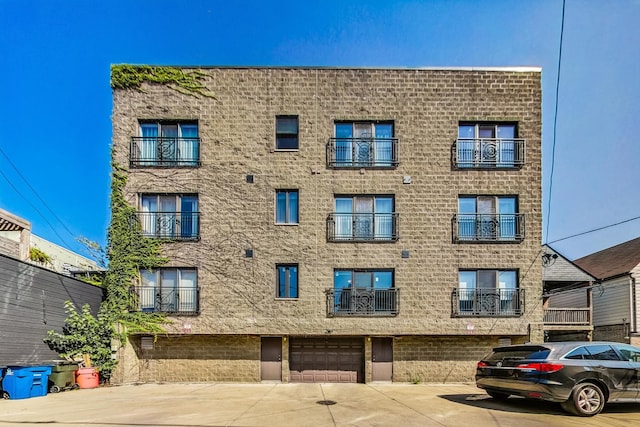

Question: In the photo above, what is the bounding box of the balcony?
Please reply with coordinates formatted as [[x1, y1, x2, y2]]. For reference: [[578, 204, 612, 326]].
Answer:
[[137, 212, 200, 240], [544, 308, 592, 330], [452, 213, 525, 243], [327, 137, 398, 168], [452, 138, 525, 169], [326, 288, 399, 317], [132, 286, 200, 315], [451, 288, 524, 317], [130, 136, 201, 167], [327, 213, 399, 242]]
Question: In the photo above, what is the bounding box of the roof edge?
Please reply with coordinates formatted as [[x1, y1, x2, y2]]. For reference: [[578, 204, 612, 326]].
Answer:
[[110, 64, 542, 72]]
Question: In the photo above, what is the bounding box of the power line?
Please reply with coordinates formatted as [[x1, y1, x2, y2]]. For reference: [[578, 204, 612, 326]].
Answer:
[[0, 147, 78, 250], [547, 215, 640, 245], [545, 0, 566, 242]]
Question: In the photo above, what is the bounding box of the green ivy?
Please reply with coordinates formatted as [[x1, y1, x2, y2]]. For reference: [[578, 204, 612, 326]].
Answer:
[[29, 247, 52, 264], [45, 162, 169, 381], [110, 64, 215, 98]]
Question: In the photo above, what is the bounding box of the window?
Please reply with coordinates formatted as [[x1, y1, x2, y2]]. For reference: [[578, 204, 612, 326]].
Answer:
[[330, 121, 396, 167], [330, 195, 397, 241], [331, 269, 397, 315], [133, 121, 200, 167], [276, 190, 299, 224], [138, 268, 198, 314], [456, 196, 522, 242], [139, 194, 199, 239], [276, 116, 298, 150], [456, 269, 521, 316], [276, 264, 298, 298], [456, 123, 523, 168]]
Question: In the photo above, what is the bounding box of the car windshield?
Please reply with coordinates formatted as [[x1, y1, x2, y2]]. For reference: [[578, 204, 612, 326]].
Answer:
[[484, 346, 551, 362]]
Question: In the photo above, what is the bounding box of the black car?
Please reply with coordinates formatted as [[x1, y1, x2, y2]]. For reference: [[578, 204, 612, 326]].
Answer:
[[476, 341, 640, 416]]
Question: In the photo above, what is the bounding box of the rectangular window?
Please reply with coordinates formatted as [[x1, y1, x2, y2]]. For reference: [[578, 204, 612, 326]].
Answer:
[[332, 269, 396, 316], [276, 264, 298, 298], [331, 195, 396, 241], [139, 194, 199, 240], [133, 121, 200, 167], [456, 195, 521, 242], [456, 269, 520, 316], [138, 268, 198, 314], [331, 121, 396, 167], [456, 122, 522, 168], [275, 190, 299, 224], [276, 116, 299, 150]]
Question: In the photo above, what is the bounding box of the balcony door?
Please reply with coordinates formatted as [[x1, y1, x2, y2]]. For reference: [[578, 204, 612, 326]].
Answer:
[[334, 196, 394, 241], [458, 196, 516, 241]]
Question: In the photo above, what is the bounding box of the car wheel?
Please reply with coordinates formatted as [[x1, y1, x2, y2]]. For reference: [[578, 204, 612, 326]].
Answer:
[[561, 383, 605, 417], [486, 390, 510, 400]]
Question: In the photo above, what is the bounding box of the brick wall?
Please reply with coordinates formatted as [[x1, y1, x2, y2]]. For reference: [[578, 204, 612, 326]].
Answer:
[[111, 67, 543, 383]]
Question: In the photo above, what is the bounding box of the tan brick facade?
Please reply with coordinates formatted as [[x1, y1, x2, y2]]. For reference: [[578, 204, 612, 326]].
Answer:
[[111, 67, 542, 384]]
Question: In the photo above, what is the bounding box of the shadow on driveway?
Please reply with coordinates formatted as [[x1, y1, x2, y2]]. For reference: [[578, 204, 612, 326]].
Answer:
[[440, 393, 640, 417]]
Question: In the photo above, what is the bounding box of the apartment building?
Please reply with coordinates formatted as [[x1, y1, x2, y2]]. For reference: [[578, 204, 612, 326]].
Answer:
[[110, 66, 542, 384]]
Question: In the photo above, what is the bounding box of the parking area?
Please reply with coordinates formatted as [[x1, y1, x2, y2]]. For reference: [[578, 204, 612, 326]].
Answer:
[[1, 382, 639, 426]]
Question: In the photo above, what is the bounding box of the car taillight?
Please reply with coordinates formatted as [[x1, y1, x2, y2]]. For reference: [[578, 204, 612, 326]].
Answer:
[[516, 363, 564, 373], [477, 361, 488, 368]]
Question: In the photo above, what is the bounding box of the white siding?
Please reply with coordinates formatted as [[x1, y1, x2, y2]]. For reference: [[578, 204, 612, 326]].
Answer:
[[548, 288, 588, 308], [593, 276, 630, 326]]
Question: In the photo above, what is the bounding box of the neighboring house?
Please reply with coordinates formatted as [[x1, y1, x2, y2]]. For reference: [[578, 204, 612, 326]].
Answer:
[[0, 253, 104, 367], [573, 237, 640, 346], [0, 208, 103, 276], [542, 245, 596, 341], [111, 65, 542, 384]]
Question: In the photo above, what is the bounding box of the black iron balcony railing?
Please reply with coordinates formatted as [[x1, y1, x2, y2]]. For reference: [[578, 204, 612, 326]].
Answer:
[[130, 136, 201, 167], [327, 137, 399, 168], [137, 212, 200, 240], [327, 213, 399, 242], [451, 288, 524, 317], [132, 286, 200, 315], [326, 287, 399, 317], [452, 138, 525, 169], [452, 213, 525, 242]]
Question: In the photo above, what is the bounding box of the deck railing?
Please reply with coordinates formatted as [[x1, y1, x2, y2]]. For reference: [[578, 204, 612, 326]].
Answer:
[[326, 288, 399, 316], [544, 308, 591, 325]]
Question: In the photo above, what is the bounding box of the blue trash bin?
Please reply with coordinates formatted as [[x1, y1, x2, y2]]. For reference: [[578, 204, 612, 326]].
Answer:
[[2, 366, 52, 399]]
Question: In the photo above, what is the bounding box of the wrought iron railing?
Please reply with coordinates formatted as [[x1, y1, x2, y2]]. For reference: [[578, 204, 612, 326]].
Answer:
[[327, 137, 399, 168], [544, 308, 591, 325], [452, 213, 525, 242], [132, 286, 200, 315], [130, 137, 201, 167], [137, 212, 200, 240], [452, 138, 525, 168], [326, 288, 399, 316], [327, 213, 399, 242], [451, 288, 524, 317]]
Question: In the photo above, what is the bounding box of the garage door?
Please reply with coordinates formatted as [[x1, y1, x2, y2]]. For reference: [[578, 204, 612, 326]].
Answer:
[[289, 337, 364, 383]]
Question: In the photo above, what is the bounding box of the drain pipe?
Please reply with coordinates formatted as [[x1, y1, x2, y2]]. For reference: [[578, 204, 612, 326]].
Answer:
[[630, 276, 637, 338]]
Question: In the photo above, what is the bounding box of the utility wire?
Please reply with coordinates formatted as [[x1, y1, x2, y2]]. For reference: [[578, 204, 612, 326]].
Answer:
[[545, 0, 566, 243], [547, 215, 640, 245], [0, 147, 78, 250]]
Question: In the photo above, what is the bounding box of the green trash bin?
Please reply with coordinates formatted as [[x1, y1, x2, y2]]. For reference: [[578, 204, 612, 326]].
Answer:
[[48, 362, 79, 393]]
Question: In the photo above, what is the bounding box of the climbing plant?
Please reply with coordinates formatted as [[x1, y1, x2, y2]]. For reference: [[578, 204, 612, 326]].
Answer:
[[29, 247, 52, 264], [45, 162, 169, 381], [110, 64, 215, 98]]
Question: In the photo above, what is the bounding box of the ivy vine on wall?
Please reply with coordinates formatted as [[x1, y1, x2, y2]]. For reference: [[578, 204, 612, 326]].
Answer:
[[110, 64, 215, 98], [45, 162, 169, 381]]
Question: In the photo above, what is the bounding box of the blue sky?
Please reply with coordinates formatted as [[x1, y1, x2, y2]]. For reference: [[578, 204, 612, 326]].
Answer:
[[1, 0, 639, 261]]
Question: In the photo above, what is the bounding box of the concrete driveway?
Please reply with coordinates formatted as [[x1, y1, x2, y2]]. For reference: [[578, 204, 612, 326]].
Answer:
[[1, 383, 639, 426]]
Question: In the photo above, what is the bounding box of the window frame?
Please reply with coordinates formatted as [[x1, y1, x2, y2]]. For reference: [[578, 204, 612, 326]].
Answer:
[[138, 267, 199, 315], [456, 195, 522, 243], [275, 115, 299, 150], [134, 120, 200, 167], [331, 194, 397, 241], [138, 193, 199, 240], [455, 121, 522, 169], [330, 120, 397, 168], [275, 189, 299, 225], [276, 263, 299, 299], [455, 269, 521, 317]]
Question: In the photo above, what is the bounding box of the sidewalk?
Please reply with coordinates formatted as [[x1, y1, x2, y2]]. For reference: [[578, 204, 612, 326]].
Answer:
[[1, 382, 637, 426]]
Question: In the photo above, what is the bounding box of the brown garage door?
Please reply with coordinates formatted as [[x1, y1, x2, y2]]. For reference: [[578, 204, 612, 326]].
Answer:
[[289, 337, 364, 383]]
